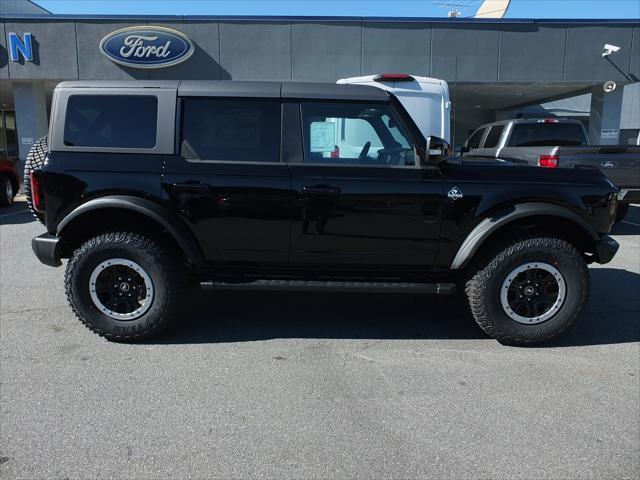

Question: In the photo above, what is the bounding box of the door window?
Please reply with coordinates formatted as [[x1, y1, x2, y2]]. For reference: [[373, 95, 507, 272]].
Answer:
[[181, 98, 281, 162], [483, 125, 504, 148], [301, 102, 416, 167], [465, 128, 486, 149]]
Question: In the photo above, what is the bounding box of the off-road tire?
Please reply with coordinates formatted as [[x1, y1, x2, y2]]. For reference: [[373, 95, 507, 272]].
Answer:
[[0, 174, 15, 206], [23, 136, 47, 224], [65, 231, 187, 342], [465, 235, 589, 346], [615, 203, 629, 223]]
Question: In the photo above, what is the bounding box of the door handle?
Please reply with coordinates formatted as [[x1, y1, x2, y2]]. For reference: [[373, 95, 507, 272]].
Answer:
[[172, 182, 211, 194], [301, 185, 341, 196]]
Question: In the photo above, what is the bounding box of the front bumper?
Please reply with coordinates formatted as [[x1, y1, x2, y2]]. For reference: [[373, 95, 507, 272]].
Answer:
[[32, 233, 62, 267], [593, 235, 619, 265]]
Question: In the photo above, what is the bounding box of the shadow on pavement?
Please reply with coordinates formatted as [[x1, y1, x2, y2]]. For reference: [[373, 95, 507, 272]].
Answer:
[[149, 268, 639, 347], [611, 204, 640, 235], [0, 200, 35, 226], [153, 291, 485, 344], [548, 268, 640, 348]]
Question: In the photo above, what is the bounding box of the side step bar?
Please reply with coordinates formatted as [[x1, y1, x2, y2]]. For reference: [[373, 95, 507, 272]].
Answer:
[[200, 279, 457, 295]]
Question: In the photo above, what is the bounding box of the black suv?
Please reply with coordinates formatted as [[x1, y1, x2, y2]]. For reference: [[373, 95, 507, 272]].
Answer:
[[30, 80, 620, 345]]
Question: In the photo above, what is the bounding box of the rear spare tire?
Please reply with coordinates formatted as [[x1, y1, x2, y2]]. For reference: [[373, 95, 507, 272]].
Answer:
[[465, 235, 589, 346], [23, 136, 48, 224]]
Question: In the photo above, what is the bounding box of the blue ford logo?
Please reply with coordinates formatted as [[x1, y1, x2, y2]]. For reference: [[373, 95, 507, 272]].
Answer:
[[99, 26, 194, 69]]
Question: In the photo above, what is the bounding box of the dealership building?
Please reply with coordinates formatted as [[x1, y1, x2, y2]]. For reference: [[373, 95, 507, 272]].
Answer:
[[1, 0, 639, 171]]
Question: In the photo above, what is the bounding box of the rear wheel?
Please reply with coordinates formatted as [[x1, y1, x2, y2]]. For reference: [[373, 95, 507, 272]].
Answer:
[[23, 136, 47, 224], [0, 175, 15, 207], [465, 235, 589, 346], [65, 231, 187, 342]]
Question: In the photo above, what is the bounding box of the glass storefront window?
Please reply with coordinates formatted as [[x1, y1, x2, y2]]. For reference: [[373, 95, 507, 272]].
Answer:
[[0, 111, 19, 161]]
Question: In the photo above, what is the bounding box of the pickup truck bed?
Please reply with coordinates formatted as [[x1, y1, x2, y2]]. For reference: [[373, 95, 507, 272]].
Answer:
[[462, 119, 640, 214]]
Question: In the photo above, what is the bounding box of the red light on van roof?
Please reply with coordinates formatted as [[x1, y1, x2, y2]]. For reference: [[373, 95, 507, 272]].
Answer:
[[374, 73, 415, 82]]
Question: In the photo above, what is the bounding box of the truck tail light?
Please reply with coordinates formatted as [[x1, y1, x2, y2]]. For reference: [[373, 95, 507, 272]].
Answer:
[[29, 171, 44, 212], [330, 145, 340, 159], [538, 155, 559, 168], [374, 73, 415, 82]]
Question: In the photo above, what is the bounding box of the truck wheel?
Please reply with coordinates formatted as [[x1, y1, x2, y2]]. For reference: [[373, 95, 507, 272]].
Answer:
[[465, 236, 589, 346], [615, 203, 629, 222], [23, 136, 47, 224], [64, 231, 187, 342], [0, 175, 15, 207]]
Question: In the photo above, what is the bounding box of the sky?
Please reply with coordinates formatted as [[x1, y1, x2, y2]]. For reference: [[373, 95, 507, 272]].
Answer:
[[33, 0, 640, 19]]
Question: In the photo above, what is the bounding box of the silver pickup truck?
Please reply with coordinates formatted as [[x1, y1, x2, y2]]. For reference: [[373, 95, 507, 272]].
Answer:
[[461, 118, 640, 220]]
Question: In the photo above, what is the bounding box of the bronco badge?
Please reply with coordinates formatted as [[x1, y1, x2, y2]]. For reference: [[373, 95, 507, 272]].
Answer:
[[448, 187, 464, 200]]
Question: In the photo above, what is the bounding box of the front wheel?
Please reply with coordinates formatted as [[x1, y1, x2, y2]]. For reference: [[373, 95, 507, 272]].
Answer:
[[65, 232, 187, 342], [465, 235, 589, 346]]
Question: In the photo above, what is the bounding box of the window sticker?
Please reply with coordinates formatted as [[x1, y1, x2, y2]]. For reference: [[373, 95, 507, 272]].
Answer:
[[310, 121, 336, 153]]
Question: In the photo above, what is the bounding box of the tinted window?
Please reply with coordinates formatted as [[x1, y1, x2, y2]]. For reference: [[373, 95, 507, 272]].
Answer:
[[483, 125, 504, 148], [466, 128, 486, 149], [301, 102, 415, 166], [181, 98, 281, 162], [509, 123, 587, 147], [64, 95, 157, 148]]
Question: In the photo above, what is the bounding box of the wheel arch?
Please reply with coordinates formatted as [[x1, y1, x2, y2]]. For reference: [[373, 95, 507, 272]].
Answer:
[[451, 202, 599, 270], [56, 195, 205, 266]]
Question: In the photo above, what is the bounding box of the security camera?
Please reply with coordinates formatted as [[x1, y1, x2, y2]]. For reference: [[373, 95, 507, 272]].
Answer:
[[602, 44, 621, 57], [604, 80, 617, 93]]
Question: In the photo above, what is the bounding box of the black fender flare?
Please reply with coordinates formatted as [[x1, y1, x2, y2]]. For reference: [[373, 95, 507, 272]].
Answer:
[[56, 195, 205, 266], [450, 202, 599, 270]]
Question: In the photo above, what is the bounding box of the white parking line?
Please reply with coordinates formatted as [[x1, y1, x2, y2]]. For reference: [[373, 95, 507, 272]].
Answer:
[[621, 220, 640, 227]]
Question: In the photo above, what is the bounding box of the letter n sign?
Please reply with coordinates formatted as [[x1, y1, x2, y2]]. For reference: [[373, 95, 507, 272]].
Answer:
[[8, 32, 33, 62]]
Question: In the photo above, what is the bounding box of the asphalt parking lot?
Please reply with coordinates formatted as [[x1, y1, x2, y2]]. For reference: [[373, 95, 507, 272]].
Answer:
[[1, 197, 638, 480]]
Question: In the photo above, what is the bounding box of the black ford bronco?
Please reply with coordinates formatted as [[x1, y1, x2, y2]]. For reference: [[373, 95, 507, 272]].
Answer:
[[30, 80, 620, 345]]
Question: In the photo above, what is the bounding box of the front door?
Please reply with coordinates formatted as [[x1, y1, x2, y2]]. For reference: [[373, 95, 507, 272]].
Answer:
[[286, 100, 443, 270], [163, 97, 291, 266]]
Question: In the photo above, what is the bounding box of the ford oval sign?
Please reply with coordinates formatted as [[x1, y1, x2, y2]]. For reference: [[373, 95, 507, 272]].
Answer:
[[99, 26, 194, 69]]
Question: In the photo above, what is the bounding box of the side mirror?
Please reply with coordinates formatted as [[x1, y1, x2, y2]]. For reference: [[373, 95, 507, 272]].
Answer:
[[424, 136, 449, 165]]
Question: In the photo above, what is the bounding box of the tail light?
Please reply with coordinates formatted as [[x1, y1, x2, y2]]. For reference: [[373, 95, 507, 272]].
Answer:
[[330, 145, 340, 159], [538, 155, 559, 168], [537, 118, 560, 124], [374, 73, 415, 82], [29, 171, 44, 212]]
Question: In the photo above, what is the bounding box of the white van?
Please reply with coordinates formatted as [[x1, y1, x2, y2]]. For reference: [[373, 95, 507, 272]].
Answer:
[[338, 74, 451, 143]]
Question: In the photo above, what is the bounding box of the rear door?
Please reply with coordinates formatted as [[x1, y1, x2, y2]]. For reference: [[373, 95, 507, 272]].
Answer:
[[285, 100, 443, 269], [474, 124, 505, 157], [163, 96, 291, 266]]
